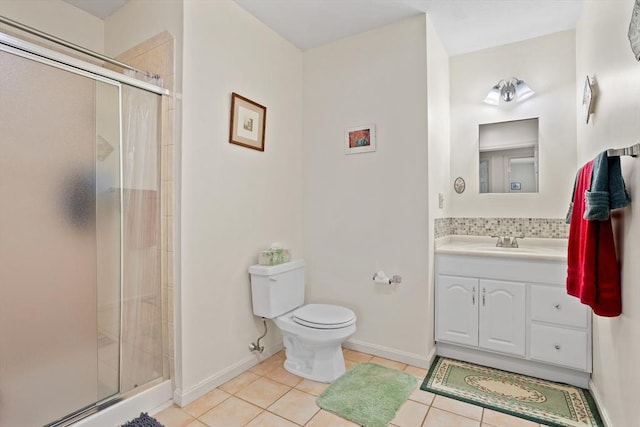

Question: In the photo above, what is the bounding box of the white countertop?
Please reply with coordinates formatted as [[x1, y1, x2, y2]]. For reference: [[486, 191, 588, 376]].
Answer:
[[435, 235, 567, 262]]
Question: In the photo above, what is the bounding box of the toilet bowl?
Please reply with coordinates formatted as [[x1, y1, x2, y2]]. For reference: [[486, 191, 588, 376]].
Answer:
[[274, 304, 356, 382], [248, 260, 357, 382]]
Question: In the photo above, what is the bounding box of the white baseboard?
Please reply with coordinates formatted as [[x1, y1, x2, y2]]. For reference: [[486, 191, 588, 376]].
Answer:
[[173, 343, 283, 407], [589, 379, 613, 427], [344, 339, 435, 369]]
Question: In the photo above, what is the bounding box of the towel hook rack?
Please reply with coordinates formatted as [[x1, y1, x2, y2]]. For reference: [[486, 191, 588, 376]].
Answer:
[[607, 143, 639, 157]]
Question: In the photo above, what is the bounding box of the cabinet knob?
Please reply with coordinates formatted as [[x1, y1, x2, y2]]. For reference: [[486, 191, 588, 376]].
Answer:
[[554, 344, 561, 350], [554, 304, 561, 310]]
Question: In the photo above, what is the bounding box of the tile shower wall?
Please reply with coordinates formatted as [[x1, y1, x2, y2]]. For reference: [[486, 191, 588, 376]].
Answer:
[[435, 218, 568, 239]]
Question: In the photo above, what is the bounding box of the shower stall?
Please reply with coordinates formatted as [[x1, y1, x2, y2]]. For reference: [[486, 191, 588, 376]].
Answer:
[[0, 29, 169, 427]]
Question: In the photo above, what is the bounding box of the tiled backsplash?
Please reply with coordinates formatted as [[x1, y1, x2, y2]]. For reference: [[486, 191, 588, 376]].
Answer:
[[435, 217, 568, 239]]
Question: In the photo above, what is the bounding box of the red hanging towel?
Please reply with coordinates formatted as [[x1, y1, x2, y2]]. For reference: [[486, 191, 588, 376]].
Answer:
[[566, 160, 621, 316]]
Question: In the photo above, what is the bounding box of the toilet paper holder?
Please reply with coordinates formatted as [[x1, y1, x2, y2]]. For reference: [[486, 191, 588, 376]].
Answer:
[[372, 271, 402, 285]]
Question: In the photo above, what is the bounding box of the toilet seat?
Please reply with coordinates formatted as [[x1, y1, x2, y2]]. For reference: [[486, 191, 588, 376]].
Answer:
[[292, 304, 356, 329]]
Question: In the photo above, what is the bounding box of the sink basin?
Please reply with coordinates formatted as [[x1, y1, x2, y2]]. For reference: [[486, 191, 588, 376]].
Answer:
[[435, 236, 567, 261]]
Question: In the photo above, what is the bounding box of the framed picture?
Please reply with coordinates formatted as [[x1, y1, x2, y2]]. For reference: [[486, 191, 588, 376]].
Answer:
[[229, 92, 266, 151], [582, 76, 594, 124], [344, 124, 376, 154], [511, 182, 522, 191]]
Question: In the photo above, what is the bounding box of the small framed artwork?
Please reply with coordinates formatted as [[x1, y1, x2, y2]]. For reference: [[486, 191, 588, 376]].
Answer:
[[582, 76, 594, 124], [344, 124, 376, 154], [229, 92, 266, 151], [511, 182, 522, 191]]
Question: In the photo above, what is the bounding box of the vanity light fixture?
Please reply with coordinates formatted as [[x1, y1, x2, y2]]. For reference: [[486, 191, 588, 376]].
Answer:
[[483, 78, 535, 105]]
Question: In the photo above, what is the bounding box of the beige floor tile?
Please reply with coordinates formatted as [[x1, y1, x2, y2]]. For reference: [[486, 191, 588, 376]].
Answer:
[[198, 396, 262, 427], [404, 365, 428, 379], [391, 399, 429, 426], [268, 388, 320, 424], [264, 366, 304, 387], [481, 409, 540, 427], [408, 386, 435, 405], [370, 356, 407, 371], [295, 378, 329, 396], [305, 409, 360, 427], [345, 359, 358, 370], [422, 407, 481, 427], [432, 395, 483, 421], [235, 377, 291, 408], [154, 405, 195, 427], [184, 420, 208, 427], [245, 411, 298, 427], [250, 354, 285, 376], [182, 388, 231, 417], [342, 348, 373, 363], [219, 371, 260, 395]]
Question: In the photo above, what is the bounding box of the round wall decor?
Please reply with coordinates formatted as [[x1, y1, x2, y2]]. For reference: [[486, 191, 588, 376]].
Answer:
[[454, 177, 466, 194]]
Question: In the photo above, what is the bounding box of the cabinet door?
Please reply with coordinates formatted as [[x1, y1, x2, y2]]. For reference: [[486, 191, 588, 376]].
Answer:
[[479, 280, 526, 356], [436, 275, 478, 347]]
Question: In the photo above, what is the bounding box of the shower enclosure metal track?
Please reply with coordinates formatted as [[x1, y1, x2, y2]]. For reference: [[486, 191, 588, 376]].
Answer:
[[0, 14, 159, 79], [0, 20, 169, 96]]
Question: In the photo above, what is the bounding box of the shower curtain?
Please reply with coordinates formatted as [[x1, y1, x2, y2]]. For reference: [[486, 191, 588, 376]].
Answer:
[[120, 85, 163, 393]]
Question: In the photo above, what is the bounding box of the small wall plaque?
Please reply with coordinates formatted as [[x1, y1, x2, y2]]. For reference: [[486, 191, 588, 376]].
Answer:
[[629, 0, 640, 60], [582, 76, 595, 124], [454, 177, 465, 194]]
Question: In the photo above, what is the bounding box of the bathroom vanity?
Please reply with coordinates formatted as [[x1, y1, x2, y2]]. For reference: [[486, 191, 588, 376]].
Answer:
[[434, 236, 591, 388]]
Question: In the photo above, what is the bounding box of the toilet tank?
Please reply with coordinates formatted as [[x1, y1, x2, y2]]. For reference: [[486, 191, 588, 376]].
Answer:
[[249, 259, 305, 318]]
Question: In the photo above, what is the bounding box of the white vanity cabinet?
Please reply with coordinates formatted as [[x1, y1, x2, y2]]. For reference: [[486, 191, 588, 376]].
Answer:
[[437, 276, 525, 356], [435, 247, 592, 388]]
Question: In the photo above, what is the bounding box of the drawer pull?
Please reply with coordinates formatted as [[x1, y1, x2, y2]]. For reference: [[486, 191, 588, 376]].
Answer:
[[554, 304, 561, 310], [554, 344, 561, 350]]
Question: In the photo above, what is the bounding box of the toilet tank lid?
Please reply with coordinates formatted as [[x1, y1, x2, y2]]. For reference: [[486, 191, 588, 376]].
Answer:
[[248, 259, 305, 276]]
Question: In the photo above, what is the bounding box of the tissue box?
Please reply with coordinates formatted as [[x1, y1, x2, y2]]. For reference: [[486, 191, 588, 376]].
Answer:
[[258, 248, 291, 266]]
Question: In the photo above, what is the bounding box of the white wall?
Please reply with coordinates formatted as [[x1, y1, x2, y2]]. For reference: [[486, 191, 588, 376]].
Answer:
[[449, 30, 577, 218], [303, 15, 431, 366], [575, 1, 640, 425], [426, 14, 450, 349], [0, 0, 104, 52], [179, 0, 303, 400], [104, 0, 182, 59]]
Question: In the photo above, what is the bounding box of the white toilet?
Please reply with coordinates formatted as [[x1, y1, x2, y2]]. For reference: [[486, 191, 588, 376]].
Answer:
[[249, 259, 356, 382]]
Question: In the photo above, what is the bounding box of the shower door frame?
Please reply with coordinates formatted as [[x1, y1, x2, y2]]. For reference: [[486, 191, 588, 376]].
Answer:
[[0, 32, 169, 96], [0, 31, 170, 427]]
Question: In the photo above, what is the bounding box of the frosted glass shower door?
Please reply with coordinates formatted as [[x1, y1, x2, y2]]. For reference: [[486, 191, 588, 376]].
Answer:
[[0, 51, 121, 426]]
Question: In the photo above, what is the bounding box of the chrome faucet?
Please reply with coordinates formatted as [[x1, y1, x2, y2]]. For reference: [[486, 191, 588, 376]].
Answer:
[[491, 235, 524, 248]]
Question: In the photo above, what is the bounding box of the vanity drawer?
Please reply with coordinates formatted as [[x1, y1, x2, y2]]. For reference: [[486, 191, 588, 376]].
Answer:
[[531, 285, 588, 328], [530, 324, 588, 371]]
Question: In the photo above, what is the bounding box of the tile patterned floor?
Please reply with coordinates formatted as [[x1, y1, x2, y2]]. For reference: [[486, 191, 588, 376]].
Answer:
[[155, 349, 548, 427]]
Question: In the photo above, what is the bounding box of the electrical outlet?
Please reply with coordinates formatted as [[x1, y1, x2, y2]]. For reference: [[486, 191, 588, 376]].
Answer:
[[438, 193, 444, 209]]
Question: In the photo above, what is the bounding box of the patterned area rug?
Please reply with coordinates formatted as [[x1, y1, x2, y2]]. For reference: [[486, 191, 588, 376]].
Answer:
[[421, 357, 603, 427], [317, 363, 417, 427]]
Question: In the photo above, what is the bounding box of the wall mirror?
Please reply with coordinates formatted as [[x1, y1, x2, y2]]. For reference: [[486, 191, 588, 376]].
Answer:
[[479, 118, 539, 193]]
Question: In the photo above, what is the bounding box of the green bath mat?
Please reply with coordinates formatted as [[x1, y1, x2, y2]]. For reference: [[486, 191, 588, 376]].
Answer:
[[421, 356, 603, 427], [317, 363, 417, 427]]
